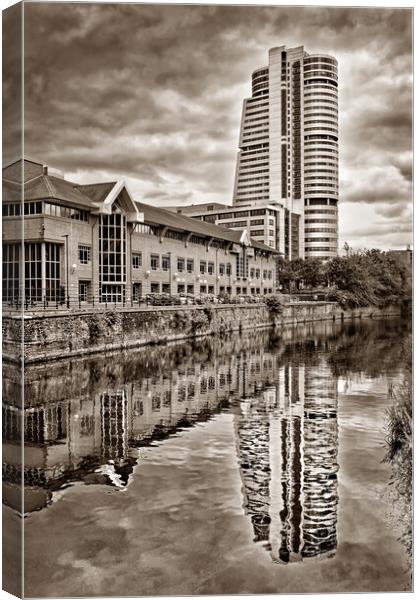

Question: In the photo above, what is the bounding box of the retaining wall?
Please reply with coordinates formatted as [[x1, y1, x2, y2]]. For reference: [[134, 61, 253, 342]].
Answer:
[[2, 302, 402, 364]]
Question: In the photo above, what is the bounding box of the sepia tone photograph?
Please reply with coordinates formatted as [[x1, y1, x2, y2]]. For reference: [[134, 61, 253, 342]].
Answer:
[[2, 0, 413, 598]]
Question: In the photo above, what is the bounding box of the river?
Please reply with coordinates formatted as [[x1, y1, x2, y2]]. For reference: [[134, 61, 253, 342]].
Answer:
[[2, 317, 412, 596]]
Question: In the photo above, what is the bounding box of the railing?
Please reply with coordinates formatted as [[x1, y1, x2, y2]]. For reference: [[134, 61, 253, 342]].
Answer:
[[2, 292, 271, 313]]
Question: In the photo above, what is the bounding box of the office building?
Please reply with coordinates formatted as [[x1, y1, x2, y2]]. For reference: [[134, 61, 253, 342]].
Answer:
[[2, 158, 278, 305], [175, 45, 339, 260]]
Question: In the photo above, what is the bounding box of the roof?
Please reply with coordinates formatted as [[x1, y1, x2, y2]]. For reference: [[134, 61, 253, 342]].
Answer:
[[2, 159, 278, 253], [75, 182, 117, 204], [137, 202, 278, 254], [22, 175, 97, 208]]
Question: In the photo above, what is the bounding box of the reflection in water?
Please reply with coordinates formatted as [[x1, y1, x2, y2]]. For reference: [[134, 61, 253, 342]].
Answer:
[[234, 353, 338, 564], [2, 318, 408, 565]]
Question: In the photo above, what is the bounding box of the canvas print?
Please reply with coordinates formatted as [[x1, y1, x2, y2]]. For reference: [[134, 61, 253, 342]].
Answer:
[[2, 1, 413, 597]]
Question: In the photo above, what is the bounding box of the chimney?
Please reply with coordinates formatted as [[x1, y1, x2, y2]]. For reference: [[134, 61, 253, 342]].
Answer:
[[43, 165, 48, 176]]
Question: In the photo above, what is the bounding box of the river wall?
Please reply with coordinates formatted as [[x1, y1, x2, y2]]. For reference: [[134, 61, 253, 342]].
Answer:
[[2, 302, 402, 364]]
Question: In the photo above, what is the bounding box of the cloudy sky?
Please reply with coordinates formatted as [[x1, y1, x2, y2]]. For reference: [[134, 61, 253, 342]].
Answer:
[[5, 2, 413, 251]]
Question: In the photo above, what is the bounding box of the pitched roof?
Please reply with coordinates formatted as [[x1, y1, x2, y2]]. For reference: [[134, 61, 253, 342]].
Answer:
[[22, 175, 97, 208], [75, 182, 117, 204], [136, 202, 278, 253]]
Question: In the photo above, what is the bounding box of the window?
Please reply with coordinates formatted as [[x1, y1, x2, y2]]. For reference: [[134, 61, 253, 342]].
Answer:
[[200, 285, 207, 294], [132, 282, 142, 301], [187, 259, 194, 273], [187, 284, 194, 295], [177, 258, 185, 272], [207, 262, 214, 275], [250, 268, 255, 278], [263, 270, 267, 279], [177, 284, 185, 293], [226, 263, 232, 276], [268, 271, 272, 280], [2, 244, 20, 301], [208, 285, 214, 294], [79, 280, 90, 302], [78, 245, 91, 265], [45, 243, 61, 301], [219, 263, 225, 275], [200, 261, 206, 274], [150, 282, 160, 293], [44, 202, 89, 221], [162, 255, 170, 271], [150, 254, 159, 270], [132, 253, 142, 269], [99, 211, 126, 303], [162, 283, 170, 293]]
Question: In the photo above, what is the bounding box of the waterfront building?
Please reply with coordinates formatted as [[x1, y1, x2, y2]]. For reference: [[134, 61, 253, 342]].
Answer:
[[2, 158, 278, 305], [174, 45, 339, 260]]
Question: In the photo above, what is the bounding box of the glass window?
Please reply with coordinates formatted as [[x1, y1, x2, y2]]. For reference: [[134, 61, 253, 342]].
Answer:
[[79, 281, 90, 302], [99, 212, 126, 303], [219, 263, 225, 275], [200, 261, 206, 274], [187, 259, 194, 273], [226, 263, 232, 276], [162, 255, 170, 271], [150, 282, 160, 293], [78, 245, 91, 265], [132, 253, 142, 269], [177, 258, 185, 272], [207, 262, 214, 275], [150, 254, 159, 270]]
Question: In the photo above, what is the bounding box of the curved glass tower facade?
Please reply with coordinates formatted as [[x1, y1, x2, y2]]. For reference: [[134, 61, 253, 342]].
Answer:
[[233, 46, 339, 260], [303, 55, 339, 258]]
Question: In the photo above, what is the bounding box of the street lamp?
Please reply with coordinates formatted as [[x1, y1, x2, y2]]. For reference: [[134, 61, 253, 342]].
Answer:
[[167, 251, 172, 295], [61, 234, 69, 307]]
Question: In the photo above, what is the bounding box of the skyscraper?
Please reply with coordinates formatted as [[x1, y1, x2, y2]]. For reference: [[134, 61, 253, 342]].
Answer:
[[233, 46, 339, 259]]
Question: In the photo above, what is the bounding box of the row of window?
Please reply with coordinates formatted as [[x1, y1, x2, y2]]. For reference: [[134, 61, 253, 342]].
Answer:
[[304, 238, 336, 243], [305, 228, 336, 233], [305, 208, 337, 214], [2, 201, 89, 221], [305, 247, 336, 252], [305, 218, 337, 224], [305, 198, 338, 205]]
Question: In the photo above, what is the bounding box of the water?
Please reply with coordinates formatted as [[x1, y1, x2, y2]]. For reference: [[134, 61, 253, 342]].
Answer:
[[2, 318, 412, 596]]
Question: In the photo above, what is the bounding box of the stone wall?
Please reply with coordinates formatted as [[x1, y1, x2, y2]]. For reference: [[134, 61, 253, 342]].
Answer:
[[2, 302, 402, 364]]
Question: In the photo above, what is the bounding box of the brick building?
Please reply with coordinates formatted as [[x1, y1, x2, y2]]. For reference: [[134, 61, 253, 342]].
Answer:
[[2, 159, 279, 305]]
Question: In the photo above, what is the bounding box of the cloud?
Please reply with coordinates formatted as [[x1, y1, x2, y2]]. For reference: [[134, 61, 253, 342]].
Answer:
[[5, 3, 411, 250]]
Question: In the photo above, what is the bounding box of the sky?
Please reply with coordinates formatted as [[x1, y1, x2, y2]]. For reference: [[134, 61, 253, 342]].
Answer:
[[3, 2, 413, 252]]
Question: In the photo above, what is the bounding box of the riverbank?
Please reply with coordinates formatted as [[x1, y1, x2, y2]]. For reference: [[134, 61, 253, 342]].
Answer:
[[2, 301, 403, 364]]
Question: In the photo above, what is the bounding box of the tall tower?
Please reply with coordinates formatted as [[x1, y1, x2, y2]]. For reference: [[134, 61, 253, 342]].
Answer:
[[233, 46, 339, 260]]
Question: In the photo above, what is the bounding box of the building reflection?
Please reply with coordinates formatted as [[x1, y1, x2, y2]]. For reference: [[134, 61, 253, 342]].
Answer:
[[234, 350, 339, 564], [3, 321, 338, 563]]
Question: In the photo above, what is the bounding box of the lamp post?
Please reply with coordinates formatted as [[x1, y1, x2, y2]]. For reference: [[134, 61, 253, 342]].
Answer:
[[61, 234, 69, 307], [168, 251, 172, 295]]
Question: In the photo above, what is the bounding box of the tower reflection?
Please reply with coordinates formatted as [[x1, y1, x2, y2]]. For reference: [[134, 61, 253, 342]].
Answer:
[[234, 350, 339, 564]]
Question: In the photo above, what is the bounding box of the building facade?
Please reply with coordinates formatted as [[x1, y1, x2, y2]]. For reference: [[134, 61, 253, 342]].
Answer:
[[174, 45, 339, 261], [233, 45, 339, 259], [2, 159, 278, 305]]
